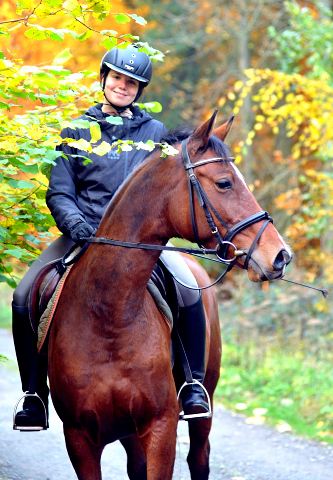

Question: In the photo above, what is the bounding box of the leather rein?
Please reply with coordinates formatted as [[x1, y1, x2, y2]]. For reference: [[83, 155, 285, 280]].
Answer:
[[83, 139, 273, 288]]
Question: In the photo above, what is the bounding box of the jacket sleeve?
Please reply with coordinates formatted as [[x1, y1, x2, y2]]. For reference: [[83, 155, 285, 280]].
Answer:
[[46, 128, 87, 236]]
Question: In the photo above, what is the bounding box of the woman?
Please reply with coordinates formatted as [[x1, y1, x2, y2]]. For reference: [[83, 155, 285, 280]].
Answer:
[[12, 44, 210, 429]]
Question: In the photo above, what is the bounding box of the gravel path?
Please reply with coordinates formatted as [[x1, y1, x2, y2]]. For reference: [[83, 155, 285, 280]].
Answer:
[[1, 328, 332, 480]]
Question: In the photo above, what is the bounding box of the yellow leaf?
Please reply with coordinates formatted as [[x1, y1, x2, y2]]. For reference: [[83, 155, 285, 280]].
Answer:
[[227, 92, 236, 100], [234, 80, 243, 92], [245, 416, 265, 425], [90, 123, 101, 143], [275, 421, 292, 433], [68, 138, 92, 151], [91, 141, 111, 156], [253, 408, 267, 416], [218, 97, 226, 107], [63, 0, 78, 11]]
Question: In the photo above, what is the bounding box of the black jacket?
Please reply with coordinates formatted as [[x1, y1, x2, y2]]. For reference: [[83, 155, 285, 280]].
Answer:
[[46, 104, 167, 235]]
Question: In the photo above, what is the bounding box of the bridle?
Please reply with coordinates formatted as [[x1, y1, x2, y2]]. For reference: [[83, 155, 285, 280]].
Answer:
[[82, 138, 273, 288], [181, 139, 273, 269]]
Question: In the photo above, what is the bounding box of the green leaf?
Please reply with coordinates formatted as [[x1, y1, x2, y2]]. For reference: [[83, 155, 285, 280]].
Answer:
[[139, 101, 162, 113], [4, 249, 23, 260], [62, 119, 91, 129], [128, 14, 147, 26], [52, 48, 73, 66], [100, 36, 117, 50], [115, 13, 130, 24], [41, 162, 52, 178], [0, 52, 4, 60], [104, 116, 123, 125], [7, 178, 19, 188], [77, 30, 93, 42], [17, 180, 35, 189], [19, 164, 39, 174], [44, 150, 63, 163], [100, 30, 118, 36], [0, 274, 16, 288]]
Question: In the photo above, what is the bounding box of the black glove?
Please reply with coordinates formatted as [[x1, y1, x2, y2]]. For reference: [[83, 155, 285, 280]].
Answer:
[[69, 221, 95, 246]]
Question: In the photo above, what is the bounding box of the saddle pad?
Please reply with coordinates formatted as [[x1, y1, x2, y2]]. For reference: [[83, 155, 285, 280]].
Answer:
[[37, 265, 73, 353], [147, 279, 173, 331]]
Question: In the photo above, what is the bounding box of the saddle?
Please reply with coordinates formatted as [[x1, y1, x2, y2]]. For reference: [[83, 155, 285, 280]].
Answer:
[[28, 244, 180, 354]]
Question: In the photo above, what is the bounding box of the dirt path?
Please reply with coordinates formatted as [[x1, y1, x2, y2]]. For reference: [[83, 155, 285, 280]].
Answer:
[[1, 328, 332, 480]]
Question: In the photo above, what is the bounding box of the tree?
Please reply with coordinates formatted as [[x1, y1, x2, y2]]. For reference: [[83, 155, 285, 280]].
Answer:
[[0, 0, 167, 287], [233, 1, 333, 297]]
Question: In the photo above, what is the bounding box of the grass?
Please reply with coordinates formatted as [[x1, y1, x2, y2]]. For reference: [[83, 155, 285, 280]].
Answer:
[[215, 343, 333, 444]]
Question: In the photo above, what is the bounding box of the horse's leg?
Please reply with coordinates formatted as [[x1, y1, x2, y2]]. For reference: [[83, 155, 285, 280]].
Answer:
[[120, 435, 147, 480], [139, 417, 178, 480], [64, 425, 103, 480], [187, 417, 212, 480]]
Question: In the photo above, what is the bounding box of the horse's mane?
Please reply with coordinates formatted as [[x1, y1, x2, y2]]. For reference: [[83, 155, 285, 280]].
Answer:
[[160, 126, 231, 159]]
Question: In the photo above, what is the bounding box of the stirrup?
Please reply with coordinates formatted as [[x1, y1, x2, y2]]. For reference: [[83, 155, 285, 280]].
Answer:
[[177, 379, 212, 421], [13, 392, 48, 431]]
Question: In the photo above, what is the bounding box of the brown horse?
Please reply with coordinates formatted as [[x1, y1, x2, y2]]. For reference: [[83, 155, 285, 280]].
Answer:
[[48, 112, 292, 480]]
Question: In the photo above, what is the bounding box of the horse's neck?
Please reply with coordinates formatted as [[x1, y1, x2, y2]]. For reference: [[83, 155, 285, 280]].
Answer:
[[85, 156, 177, 314]]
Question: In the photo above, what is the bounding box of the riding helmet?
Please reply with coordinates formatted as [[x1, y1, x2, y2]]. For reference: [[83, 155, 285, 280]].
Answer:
[[100, 45, 152, 84]]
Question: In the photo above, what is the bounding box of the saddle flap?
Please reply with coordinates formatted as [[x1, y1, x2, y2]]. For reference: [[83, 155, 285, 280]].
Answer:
[[28, 260, 62, 334]]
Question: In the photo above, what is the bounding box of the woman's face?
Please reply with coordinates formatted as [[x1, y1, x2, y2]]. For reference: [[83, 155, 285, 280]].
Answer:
[[104, 69, 139, 107]]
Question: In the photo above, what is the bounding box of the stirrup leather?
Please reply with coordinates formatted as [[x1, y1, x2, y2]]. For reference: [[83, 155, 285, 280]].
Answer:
[[177, 379, 212, 421], [13, 392, 48, 431]]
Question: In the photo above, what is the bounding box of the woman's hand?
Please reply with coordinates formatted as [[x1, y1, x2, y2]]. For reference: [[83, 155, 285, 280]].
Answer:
[[69, 221, 96, 246]]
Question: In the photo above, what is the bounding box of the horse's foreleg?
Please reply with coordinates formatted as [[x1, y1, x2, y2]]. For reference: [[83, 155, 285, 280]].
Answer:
[[120, 434, 147, 480], [138, 417, 178, 480], [187, 417, 212, 480], [64, 425, 103, 480]]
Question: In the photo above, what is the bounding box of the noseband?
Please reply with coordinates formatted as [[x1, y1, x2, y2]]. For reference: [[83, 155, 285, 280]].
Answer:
[[181, 139, 273, 268]]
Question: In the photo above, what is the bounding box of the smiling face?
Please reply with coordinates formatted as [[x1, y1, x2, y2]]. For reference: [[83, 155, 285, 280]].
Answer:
[[103, 69, 139, 111]]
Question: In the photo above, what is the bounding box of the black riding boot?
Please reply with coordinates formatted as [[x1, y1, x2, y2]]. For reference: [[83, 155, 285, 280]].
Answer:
[[177, 294, 211, 420], [12, 302, 49, 429]]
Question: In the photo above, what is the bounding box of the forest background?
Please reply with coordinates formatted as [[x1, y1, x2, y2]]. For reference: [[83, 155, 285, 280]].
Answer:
[[1, 0, 333, 444]]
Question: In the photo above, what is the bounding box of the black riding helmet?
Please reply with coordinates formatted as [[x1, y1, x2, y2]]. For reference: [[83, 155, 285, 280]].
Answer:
[[100, 45, 152, 112]]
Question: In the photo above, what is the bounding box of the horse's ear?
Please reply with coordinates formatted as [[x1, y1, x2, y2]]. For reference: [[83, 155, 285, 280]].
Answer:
[[186, 109, 218, 157], [213, 115, 234, 142]]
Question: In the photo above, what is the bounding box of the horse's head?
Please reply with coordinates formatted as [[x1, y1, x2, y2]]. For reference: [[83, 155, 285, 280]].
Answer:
[[168, 110, 292, 283]]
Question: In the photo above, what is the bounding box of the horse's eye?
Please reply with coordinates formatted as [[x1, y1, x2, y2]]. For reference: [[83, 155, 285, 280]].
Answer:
[[215, 180, 232, 190]]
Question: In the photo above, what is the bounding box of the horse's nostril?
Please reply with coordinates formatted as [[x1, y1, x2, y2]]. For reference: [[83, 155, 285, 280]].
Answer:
[[273, 249, 292, 270]]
